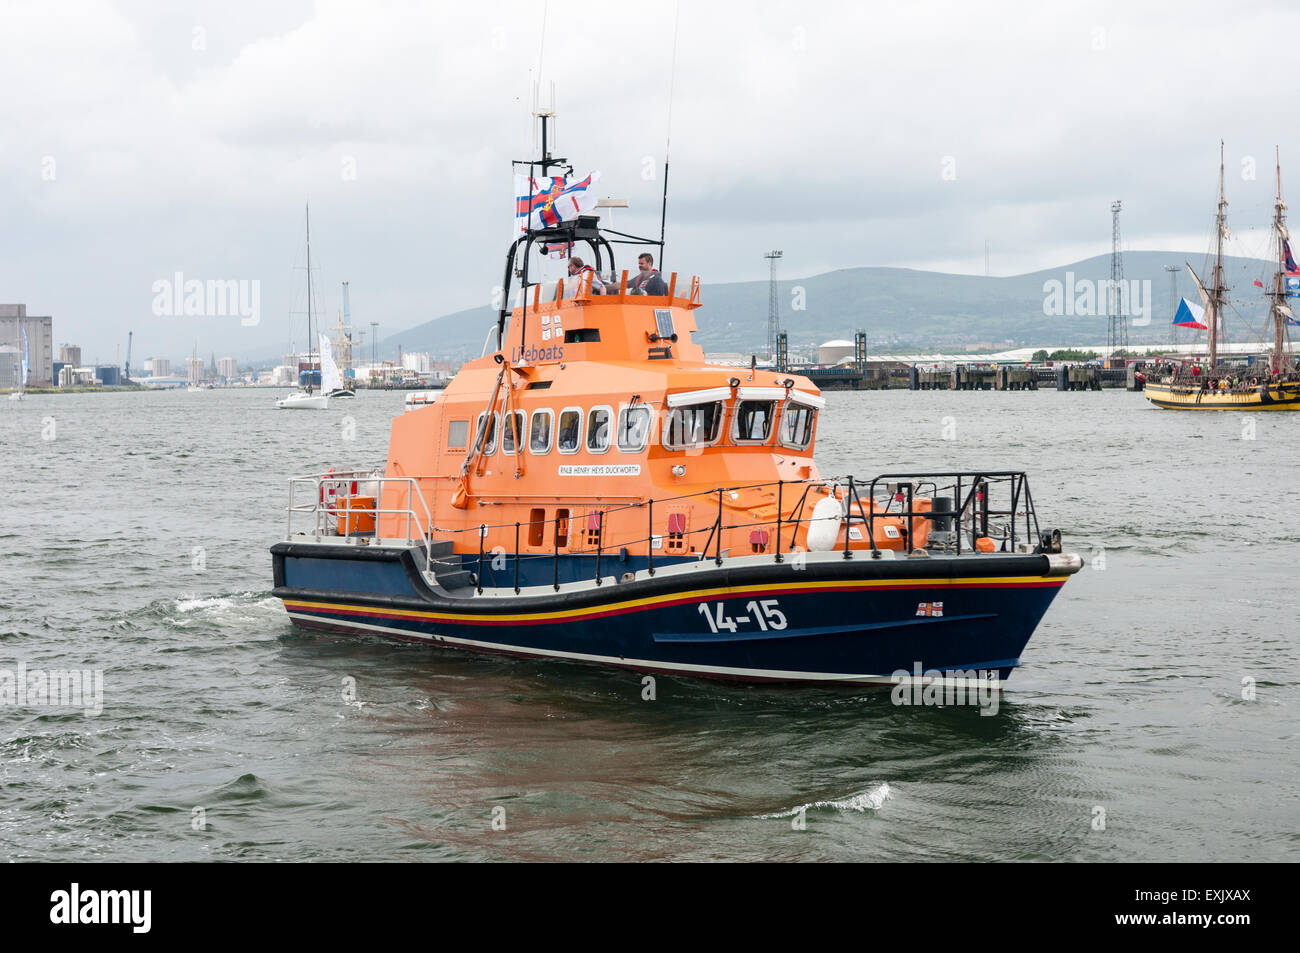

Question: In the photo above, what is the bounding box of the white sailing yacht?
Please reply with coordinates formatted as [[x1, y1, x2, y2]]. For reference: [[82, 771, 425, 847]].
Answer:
[[320, 332, 352, 399], [8, 327, 28, 400], [278, 204, 330, 410]]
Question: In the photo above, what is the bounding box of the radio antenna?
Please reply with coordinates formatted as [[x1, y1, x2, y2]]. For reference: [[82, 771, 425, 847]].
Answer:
[[658, 0, 680, 272]]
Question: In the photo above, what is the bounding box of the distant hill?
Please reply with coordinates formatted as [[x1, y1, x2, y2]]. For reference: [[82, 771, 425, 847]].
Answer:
[[380, 250, 1278, 360]]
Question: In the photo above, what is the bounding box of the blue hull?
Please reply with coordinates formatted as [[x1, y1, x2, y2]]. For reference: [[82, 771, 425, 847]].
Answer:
[[271, 542, 1076, 684]]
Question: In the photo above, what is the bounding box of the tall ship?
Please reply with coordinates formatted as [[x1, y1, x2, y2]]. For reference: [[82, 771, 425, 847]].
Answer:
[[1144, 144, 1300, 409], [269, 115, 1082, 686]]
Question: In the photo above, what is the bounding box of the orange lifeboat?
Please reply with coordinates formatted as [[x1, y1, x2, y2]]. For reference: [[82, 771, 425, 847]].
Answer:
[[271, 113, 1081, 685]]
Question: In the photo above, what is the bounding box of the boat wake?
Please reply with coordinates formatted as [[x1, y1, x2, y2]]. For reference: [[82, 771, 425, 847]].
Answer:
[[755, 782, 893, 819], [166, 593, 280, 619]]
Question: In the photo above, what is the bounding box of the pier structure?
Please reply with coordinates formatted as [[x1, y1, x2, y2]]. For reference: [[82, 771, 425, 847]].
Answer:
[[798, 354, 1119, 392]]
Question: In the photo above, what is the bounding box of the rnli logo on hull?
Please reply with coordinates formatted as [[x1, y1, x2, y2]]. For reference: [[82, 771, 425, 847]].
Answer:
[[512, 344, 564, 363]]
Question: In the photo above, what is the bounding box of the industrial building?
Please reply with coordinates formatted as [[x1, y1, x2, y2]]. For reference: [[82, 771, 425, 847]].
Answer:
[[816, 339, 857, 365], [0, 304, 54, 388]]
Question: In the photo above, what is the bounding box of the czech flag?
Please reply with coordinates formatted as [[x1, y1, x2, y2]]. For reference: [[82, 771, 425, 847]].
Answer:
[[1285, 239, 1300, 276], [1173, 297, 1208, 330], [514, 171, 601, 236]]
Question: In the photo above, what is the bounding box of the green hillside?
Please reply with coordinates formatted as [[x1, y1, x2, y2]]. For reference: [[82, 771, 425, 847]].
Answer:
[[383, 251, 1276, 360]]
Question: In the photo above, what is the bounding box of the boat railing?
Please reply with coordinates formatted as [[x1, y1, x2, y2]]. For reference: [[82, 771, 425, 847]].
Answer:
[[286, 470, 436, 565], [861, 471, 1042, 556], [412, 471, 1045, 594]]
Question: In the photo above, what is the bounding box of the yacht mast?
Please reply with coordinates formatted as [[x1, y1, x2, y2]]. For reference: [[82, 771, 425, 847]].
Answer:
[[306, 203, 314, 393], [1209, 141, 1228, 369]]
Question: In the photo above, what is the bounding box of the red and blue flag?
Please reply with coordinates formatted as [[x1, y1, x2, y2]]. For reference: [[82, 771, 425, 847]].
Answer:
[[1285, 239, 1300, 275], [514, 171, 601, 236], [1173, 297, 1208, 330]]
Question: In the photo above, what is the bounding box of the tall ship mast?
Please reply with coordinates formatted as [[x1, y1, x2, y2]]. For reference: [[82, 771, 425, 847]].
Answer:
[[1143, 142, 1300, 410], [1268, 148, 1296, 376], [1209, 141, 1228, 369]]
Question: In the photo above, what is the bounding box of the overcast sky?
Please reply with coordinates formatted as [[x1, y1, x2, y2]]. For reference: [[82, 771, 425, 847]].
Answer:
[[3, 0, 1297, 363]]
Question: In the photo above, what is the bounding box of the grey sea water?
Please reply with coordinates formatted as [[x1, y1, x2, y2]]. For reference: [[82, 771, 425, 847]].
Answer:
[[1, 387, 1296, 862]]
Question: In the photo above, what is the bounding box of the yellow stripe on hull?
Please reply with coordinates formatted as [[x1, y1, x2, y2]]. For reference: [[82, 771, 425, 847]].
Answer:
[[1143, 382, 1300, 410], [283, 574, 1061, 625]]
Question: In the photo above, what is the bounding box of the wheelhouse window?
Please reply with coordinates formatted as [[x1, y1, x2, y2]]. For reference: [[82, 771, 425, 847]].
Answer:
[[474, 412, 499, 454], [733, 400, 775, 444], [529, 409, 554, 454], [501, 410, 526, 455], [617, 404, 652, 452], [587, 406, 612, 453], [779, 403, 816, 450], [662, 401, 724, 450], [557, 408, 583, 454], [447, 419, 469, 449]]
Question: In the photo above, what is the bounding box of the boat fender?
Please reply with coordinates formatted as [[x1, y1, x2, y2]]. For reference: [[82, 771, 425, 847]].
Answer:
[[806, 496, 843, 552], [451, 480, 470, 510], [975, 536, 995, 553]]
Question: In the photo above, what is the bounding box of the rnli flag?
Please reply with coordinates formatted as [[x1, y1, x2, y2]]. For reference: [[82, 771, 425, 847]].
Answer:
[[1285, 239, 1300, 275], [915, 602, 944, 617], [514, 171, 601, 236], [1173, 297, 1209, 330]]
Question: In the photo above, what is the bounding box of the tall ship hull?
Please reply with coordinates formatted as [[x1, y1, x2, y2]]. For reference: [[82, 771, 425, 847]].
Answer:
[[1144, 379, 1300, 410]]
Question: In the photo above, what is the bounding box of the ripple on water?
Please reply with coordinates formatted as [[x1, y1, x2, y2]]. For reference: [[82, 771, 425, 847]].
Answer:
[[755, 783, 894, 819]]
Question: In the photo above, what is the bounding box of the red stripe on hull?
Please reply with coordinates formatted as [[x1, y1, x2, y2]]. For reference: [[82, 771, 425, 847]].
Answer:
[[287, 578, 1065, 629]]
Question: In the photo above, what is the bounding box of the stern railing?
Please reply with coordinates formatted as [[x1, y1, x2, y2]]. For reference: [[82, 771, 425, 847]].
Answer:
[[286, 469, 436, 565]]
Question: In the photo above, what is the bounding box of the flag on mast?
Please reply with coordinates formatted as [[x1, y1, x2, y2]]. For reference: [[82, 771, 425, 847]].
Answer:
[[1172, 297, 1209, 330], [514, 172, 601, 236], [1284, 239, 1300, 275]]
